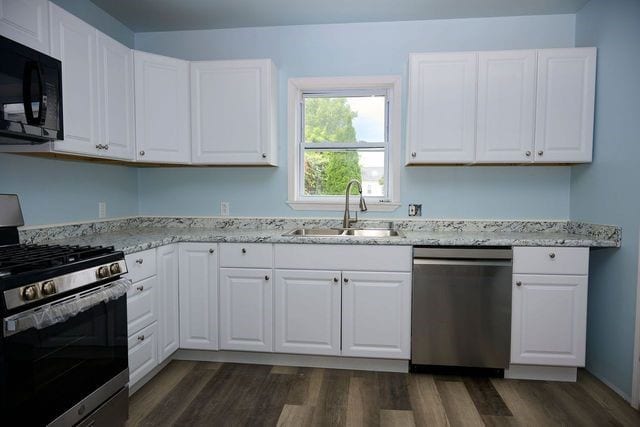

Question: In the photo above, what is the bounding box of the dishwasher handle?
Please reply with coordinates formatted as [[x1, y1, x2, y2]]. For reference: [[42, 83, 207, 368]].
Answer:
[[413, 258, 512, 267]]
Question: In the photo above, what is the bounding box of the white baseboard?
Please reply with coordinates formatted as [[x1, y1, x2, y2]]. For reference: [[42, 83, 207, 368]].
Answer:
[[173, 349, 409, 373], [505, 364, 577, 382]]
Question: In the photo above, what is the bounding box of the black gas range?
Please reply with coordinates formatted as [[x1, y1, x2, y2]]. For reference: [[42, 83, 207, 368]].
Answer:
[[0, 195, 131, 427]]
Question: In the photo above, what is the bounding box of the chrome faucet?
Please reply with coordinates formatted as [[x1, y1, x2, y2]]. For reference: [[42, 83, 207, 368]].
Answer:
[[343, 179, 368, 228]]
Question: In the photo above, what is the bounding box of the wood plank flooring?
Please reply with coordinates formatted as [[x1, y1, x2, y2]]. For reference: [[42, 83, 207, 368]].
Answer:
[[128, 361, 640, 426]]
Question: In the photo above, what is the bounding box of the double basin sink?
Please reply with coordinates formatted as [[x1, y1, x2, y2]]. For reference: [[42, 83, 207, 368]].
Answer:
[[284, 227, 405, 238]]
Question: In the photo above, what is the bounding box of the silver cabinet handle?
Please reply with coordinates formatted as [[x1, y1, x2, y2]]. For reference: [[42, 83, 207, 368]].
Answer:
[[549, 252, 556, 259], [137, 335, 145, 341], [139, 150, 145, 156], [411, 152, 417, 158], [516, 281, 522, 287], [95, 144, 102, 150], [333, 277, 339, 283], [525, 150, 531, 157], [343, 278, 349, 284], [136, 285, 144, 292], [538, 150, 544, 156], [241, 248, 247, 254], [104, 144, 109, 150], [265, 275, 270, 281], [209, 248, 214, 254], [261, 153, 267, 159], [136, 259, 143, 264]]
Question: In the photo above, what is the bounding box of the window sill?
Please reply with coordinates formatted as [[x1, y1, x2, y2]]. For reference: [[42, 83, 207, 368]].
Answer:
[[287, 200, 401, 212]]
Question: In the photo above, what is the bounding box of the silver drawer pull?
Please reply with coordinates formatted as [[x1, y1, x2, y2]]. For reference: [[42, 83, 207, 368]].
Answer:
[[136, 259, 144, 264], [241, 248, 247, 254], [137, 335, 145, 341], [516, 281, 522, 287], [549, 252, 556, 259], [333, 278, 339, 283], [265, 275, 270, 281], [209, 248, 214, 254], [136, 285, 144, 292]]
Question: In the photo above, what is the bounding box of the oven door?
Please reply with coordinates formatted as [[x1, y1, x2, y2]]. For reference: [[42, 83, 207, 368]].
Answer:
[[0, 281, 128, 426], [0, 35, 63, 144]]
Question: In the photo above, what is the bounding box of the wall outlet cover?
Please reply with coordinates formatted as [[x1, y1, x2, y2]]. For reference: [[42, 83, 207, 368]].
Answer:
[[220, 201, 230, 216], [98, 202, 107, 219], [408, 204, 422, 217]]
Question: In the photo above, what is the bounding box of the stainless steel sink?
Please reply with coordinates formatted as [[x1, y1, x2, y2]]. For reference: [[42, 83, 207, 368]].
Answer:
[[283, 227, 404, 238], [285, 228, 345, 236]]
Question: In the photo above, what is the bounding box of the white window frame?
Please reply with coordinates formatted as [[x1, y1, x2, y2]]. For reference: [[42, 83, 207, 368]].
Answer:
[[287, 76, 402, 211]]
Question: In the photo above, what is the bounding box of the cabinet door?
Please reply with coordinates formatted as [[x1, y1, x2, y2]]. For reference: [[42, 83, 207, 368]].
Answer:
[[157, 244, 179, 362], [275, 269, 341, 356], [476, 50, 536, 163], [0, 0, 49, 53], [49, 3, 99, 156], [134, 51, 190, 163], [128, 322, 158, 388], [534, 48, 596, 163], [342, 271, 411, 359], [191, 59, 277, 165], [97, 32, 134, 160], [407, 52, 477, 164], [178, 243, 218, 350], [219, 267, 273, 352], [511, 274, 588, 366]]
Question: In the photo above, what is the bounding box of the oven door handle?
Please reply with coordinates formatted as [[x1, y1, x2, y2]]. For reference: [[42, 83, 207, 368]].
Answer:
[[3, 278, 131, 338]]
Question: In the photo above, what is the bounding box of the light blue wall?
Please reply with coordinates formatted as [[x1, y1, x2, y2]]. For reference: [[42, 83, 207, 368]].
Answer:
[[50, 0, 134, 47], [136, 15, 575, 219], [0, 154, 138, 225], [571, 0, 640, 399]]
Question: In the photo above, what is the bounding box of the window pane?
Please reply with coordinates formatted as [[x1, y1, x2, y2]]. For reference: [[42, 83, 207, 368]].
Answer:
[[303, 150, 385, 197], [304, 95, 386, 143]]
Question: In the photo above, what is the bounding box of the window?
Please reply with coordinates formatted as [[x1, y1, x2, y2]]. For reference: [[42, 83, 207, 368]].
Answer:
[[288, 76, 401, 211]]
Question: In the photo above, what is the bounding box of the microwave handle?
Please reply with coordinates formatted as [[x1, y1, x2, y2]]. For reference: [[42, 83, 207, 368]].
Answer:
[[22, 61, 47, 126]]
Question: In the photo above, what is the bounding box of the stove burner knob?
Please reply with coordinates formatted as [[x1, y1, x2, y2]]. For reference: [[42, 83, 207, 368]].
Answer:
[[22, 285, 38, 301], [109, 263, 122, 274], [96, 266, 111, 279], [41, 281, 57, 296]]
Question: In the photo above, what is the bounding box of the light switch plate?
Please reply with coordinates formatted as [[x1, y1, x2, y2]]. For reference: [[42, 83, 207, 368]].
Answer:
[[98, 202, 107, 219]]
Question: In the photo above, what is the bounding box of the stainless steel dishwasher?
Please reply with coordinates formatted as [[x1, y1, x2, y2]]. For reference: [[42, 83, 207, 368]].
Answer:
[[411, 247, 513, 370]]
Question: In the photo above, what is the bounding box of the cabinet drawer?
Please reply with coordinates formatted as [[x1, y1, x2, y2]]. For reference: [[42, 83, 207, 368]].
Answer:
[[219, 243, 273, 268], [513, 247, 589, 275], [125, 249, 157, 282], [128, 322, 158, 387], [127, 276, 157, 335]]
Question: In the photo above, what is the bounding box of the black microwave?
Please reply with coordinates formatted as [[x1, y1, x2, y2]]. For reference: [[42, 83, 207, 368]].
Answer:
[[0, 35, 63, 144]]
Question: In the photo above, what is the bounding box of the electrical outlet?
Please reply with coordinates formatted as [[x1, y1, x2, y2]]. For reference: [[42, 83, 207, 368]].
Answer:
[[408, 204, 422, 217], [98, 202, 107, 219], [220, 201, 230, 217]]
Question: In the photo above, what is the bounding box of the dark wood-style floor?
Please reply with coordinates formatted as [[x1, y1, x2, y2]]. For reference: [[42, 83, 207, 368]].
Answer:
[[128, 361, 640, 426]]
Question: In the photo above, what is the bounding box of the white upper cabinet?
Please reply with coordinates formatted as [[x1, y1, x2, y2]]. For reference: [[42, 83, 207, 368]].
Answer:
[[191, 59, 278, 165], [511, 274, 588, 367], [0, 0, 49, 53], [534, 48, 596, 163], [49, 3, 99, 156], [341, 271, 411, 359], [178, 243, 219, 350], [407, 52, 477, 164], [97, 32, 135, 160], [134, 51, 190, 163], [476, 50, 536, 163]]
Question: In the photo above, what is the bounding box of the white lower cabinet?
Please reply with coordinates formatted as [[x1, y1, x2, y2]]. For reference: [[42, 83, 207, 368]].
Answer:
[[275, 269, 341, 356], [511, 274, 588, 367], [128, 322, 158, 387], [157, 244, 180, 362], [219, 268, 273, 352], [341, 271, 412, 359], [126, 275, 157, 336], [178, 243, 219, 350]]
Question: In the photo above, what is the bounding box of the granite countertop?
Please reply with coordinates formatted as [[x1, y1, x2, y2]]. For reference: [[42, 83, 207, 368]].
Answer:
[[40, 224, 621, 255]]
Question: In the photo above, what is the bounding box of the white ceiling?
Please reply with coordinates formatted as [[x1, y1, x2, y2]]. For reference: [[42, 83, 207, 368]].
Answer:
[[89, 0, 589, 32]]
